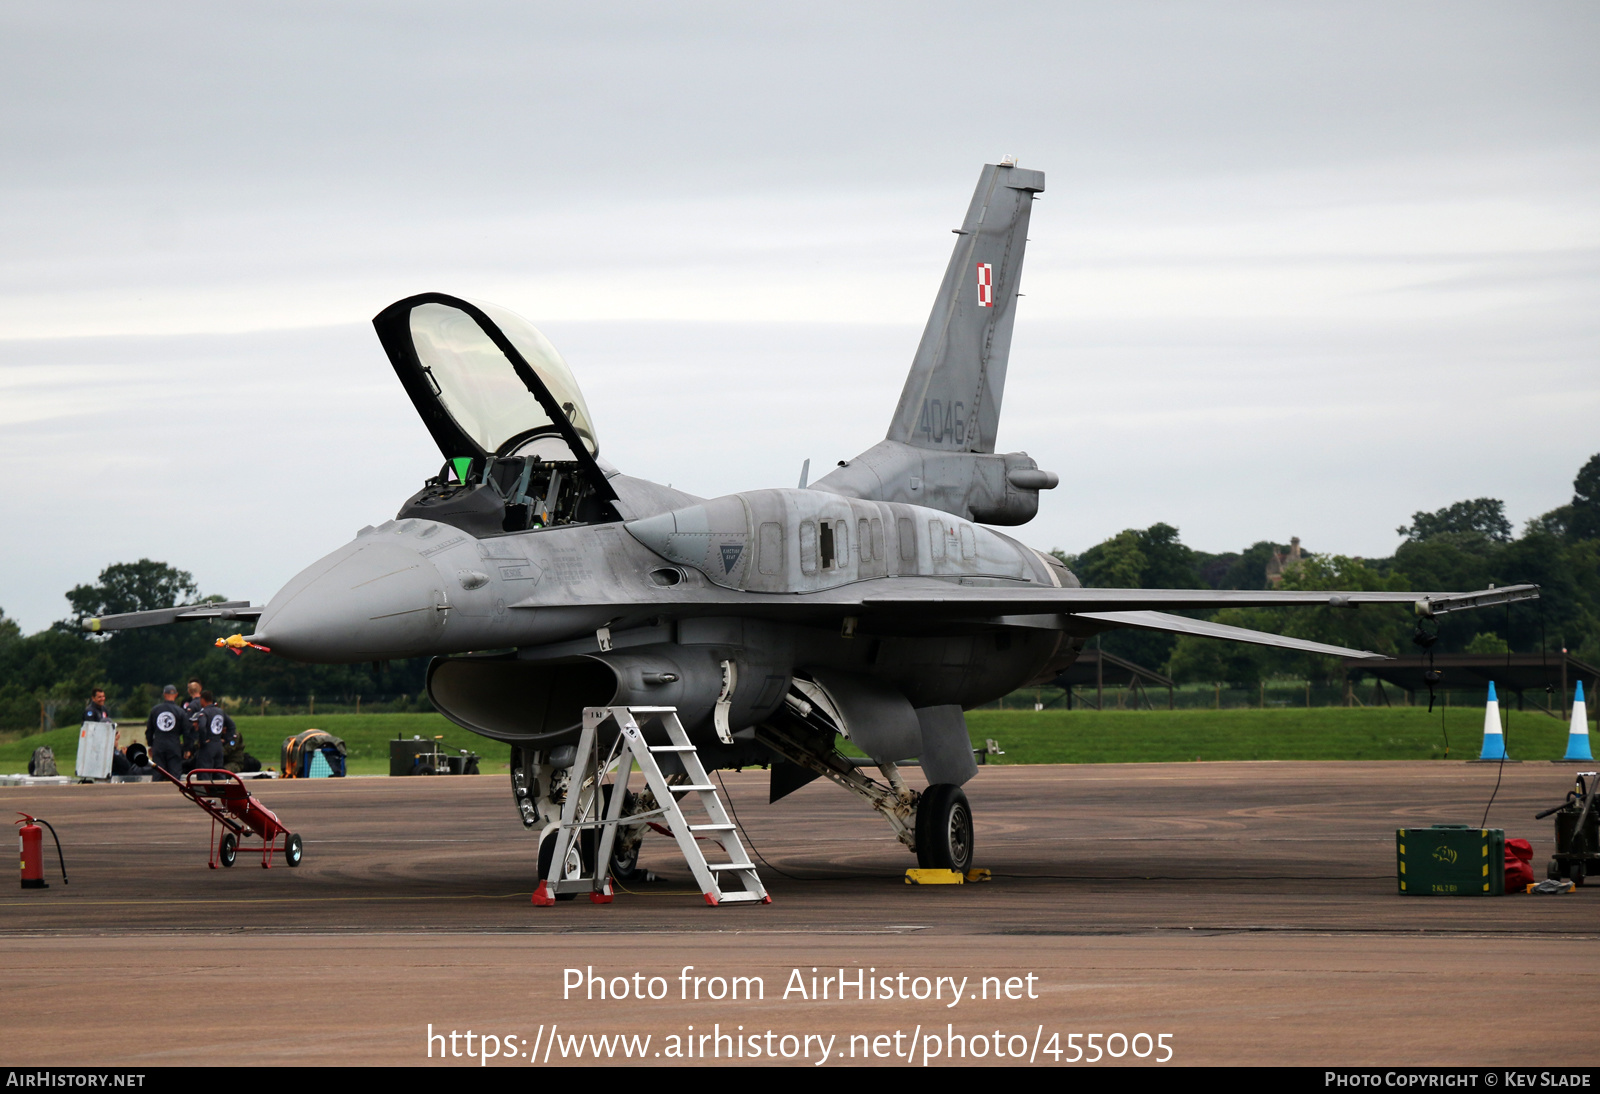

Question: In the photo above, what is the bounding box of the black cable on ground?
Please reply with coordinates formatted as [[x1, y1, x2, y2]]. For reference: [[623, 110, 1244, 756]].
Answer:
[[1481, 600, 1515, 827], [1415, 617, 1447, 756], [714, 771, 811, 881], [33, 817, 68, 884]]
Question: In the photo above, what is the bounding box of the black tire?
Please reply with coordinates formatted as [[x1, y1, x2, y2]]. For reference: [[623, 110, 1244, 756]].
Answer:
[[284, 833, 303, 867], [1570, 861, 1586, 887], [538, 829, 594, 901], [1549, 857, 1564, 880], [219, 832, 237, 868], [915, 783, 974, 873]]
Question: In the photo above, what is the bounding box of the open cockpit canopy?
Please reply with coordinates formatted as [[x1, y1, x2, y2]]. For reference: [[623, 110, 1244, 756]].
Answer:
[[375, 293, 619, 534], [376, 293, 598, 461]]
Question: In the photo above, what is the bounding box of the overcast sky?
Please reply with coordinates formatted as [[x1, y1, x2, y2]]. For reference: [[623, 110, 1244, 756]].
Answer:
[[2, 2, 1597, 631]]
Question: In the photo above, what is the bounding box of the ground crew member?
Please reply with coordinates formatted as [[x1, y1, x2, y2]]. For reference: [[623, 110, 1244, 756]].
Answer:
[[84, 688, 112, 723], [221, 719, 256, 773], [85, 688, 133, 776], [145, 684, 190, 780], [191, 691, 233, 777], [182, 677, 206, 768]]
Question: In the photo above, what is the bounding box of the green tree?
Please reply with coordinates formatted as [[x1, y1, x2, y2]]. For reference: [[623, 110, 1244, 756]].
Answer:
[[1278, 555, 1412, 677], [1077, 529, 1146, 588], [1073, 523, 1206, 668], [1171, 557, 1414, 686], [1494, 531, 1596, 654], [1392, 533, 1496, 652], [1465, 632, 1511, 654], [1570, 453, 1600, 541], [64, 559, 198, 624], [1166, 607, 1273, 687], [1397, 499, 1512, 543], [1215, 541, 1288, 590]]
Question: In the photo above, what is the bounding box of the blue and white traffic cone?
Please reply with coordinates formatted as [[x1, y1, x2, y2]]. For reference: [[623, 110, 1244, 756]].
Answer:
[[1476, 682, 1508, 761], [1560, 681, 1593, 763]]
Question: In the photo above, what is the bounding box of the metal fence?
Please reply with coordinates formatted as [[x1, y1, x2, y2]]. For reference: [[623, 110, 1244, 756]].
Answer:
[[985, 681, 1508, 712]]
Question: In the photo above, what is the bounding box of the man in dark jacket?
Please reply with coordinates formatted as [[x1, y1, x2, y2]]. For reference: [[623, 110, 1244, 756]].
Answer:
[[191, 691, 233, 777], [181, 678, 206, 771], [145, 685, 191, 780], [84, 688, 112, 724]]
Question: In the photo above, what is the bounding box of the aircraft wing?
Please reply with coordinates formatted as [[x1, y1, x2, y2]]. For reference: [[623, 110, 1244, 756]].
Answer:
[[84, 601, 261, 632], [503, 581, 1536, 662], [848, 582, 1540, 618], [520, 580, 1535, 617]]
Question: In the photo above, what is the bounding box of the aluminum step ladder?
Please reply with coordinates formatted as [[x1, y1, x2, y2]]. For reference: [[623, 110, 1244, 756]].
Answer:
[[533, 706, 770, 907]]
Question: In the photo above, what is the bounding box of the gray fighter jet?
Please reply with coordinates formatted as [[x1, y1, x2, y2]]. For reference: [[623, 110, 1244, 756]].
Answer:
[[89, 162, 1536, 877]]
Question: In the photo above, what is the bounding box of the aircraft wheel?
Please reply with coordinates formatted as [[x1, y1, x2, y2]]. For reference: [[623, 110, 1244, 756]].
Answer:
[[602, 785, 645, 881], [219, 833, 237, 868], [915, 783, 974, 873], [285, 833, 304, 867], [538, 829, 594, 901]]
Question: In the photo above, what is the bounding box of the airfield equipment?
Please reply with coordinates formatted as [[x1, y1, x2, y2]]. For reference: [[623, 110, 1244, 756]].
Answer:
[[86, 162, 1542, 880], [74, 721, 117, 781], [533, 706, 769, 907], [162, 768, 303, 869], [389, 736, 482, 775], [1395, 824, 1506, 896], [16, 813, 67, 889], [1536, 771, 1599, 886], [281, 730, 347, 778]]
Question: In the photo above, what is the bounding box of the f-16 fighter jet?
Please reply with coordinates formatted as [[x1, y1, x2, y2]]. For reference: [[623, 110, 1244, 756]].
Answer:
[[88, 163, 1536, 878]]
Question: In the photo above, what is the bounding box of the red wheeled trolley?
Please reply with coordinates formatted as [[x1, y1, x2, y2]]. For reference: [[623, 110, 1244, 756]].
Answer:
[[158, 767, 303, 869]]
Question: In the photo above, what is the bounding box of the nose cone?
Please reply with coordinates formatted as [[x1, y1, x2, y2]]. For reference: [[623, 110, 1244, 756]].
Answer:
[[254, 541, 448, 662]]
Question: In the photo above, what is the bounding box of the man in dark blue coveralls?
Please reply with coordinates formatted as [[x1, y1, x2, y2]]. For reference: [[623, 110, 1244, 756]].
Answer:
[[145, 684, 191, 780], [191, 691, 233, 778]]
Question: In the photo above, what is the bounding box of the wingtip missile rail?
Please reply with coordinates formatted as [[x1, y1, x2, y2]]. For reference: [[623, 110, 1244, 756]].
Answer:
[[1413, 584, 1540, 619]]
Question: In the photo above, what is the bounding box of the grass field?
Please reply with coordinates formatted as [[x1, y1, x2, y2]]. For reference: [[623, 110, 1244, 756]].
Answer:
[[965, 707, 1585, 764], [2, 707, 1588, 777], [0, 714, 505, 778]]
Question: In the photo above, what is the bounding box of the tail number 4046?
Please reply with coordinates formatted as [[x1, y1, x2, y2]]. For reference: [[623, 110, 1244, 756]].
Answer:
[[918, 399, 966, 446]]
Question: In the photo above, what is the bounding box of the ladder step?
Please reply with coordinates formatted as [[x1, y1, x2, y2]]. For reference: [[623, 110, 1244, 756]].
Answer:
[[539, 709, 768, 910]]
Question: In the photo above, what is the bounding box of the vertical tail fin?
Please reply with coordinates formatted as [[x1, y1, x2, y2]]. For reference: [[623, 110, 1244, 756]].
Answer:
[[887, 162, 1044, 454]]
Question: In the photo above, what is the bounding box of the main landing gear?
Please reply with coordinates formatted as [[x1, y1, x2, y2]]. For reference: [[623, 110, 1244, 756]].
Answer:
[[755, 720, 976, 872], [915, 783, 974, 873]]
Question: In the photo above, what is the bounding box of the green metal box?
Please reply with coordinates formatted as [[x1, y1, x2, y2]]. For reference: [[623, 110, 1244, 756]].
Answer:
[[1396, 824, 1505, 896]]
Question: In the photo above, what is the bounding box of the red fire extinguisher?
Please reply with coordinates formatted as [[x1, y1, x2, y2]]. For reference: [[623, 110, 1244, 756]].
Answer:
[[17, 813, 67, 890]]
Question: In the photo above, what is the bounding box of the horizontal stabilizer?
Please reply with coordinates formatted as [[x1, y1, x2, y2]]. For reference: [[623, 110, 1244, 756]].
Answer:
[[1074, 610, 1386, 660], [84, 601, 261, 632]]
